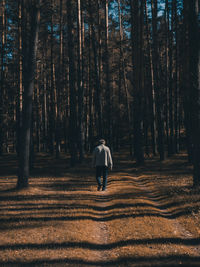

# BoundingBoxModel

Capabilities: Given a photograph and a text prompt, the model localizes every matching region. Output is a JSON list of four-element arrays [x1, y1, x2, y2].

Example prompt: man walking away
[[92, 139, 113, 191]]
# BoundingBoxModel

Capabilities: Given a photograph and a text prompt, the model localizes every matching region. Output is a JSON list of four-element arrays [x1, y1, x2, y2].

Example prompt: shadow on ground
[[0, 152, 199, 267]]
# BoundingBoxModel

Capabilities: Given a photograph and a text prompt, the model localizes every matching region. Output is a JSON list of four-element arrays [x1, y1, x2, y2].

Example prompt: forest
[[0, 0, 200, 266], [1, 0, 200, 189]]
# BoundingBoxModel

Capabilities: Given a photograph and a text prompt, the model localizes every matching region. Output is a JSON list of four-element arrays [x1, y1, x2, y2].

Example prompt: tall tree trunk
[[88, 25, 94, 152], [144, 0, 157, 156], [16, 0, 24, 156], [173, 0, 180, 153], [165, 0, 170, 155], [131, 0, 144, 164], [0, 0, 6, 155], [17, 0, 41, 188], [168, 0, 174, 156], [55, 0, 64, 158], [42, 61, 48, 152], [188, 0, 200, 186], [88, 0, 102, 138], [35, 62, 41, 152], [105, 0, 111, 144], [67, 0, 78, 166], [183, 0, 193, 162], [118, 0, 132, 152], [151, 0, 165, 161], [77, 0, 84, 162], [64, 40, 70, 153], [97, 0, 102, 111], [49, 0, 55, 155]]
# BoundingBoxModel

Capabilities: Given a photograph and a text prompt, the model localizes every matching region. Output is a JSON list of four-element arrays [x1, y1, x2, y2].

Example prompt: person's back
[[92, 139, 113, 191], [93, 144, 112, 168]]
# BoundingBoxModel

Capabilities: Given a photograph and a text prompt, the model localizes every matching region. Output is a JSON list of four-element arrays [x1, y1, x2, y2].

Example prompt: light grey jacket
[[92, 144, 113, 169]]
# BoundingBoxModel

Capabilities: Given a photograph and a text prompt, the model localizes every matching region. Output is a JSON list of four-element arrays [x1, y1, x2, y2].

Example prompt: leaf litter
[[0, 152, 200, 266]]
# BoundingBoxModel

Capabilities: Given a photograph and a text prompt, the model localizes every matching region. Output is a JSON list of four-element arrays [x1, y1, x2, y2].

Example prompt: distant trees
[[0, 0, 199, 187]]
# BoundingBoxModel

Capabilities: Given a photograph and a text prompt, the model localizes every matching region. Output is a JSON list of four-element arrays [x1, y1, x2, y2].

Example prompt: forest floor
[[0, 151, 200, 266]]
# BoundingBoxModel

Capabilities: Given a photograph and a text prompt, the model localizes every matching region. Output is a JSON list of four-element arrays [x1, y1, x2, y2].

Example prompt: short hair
[[99, 139, 106, 144]]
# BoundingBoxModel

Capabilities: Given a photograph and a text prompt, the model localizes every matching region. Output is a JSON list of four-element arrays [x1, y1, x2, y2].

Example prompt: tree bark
[[118, 0, 132, 152], [17, 0, 41, 188], [183, 0, 193, 162], [16, 0, 24, 156], [187, 0, 200, 186], [0, 0, 6, 155], [49, 0, 55, 155], [144, 0, 157, 156], [173, 0, 180, 153], [131, 0, 144, 165], [88, 0, 102, 138], [151, 0, 165, 161], [77, 0, 84, 162], [168, 0, 174, 156], [88, 24, 94, 152], [105, 0, 111, 144], [55, 0, 64, 158], [67, 0, 78, 166]]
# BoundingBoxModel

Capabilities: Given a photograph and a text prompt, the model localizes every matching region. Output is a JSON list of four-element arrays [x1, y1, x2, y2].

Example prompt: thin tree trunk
[[42, 61, 48, 152], [88, 0, 102, 138], [97, 0, 102, 108], [105, 0, 111, 144], [188, 0, 200, 186], [64, 58, 70, 153], [77, 0, 84, 162], [81, 9, 87, 152], [168, 0, 174, 156], [183, 0, 193, 162], [84, 62, 89, 152], [16, 0, 24, 156], [0, 0, 6, 155], [118, 0, 132, 152], [173, 0, 180, 153], [49, 0, 55, 154], [35, 62, 41, 152], [131, 0, 144, 164], [165, 0, 170, 155], [67, 0, 78, 166], [151, 0, 165, 161], [55, 0, 64, 158], [144, 0, 157, 156], [88, 25, 94, 152]]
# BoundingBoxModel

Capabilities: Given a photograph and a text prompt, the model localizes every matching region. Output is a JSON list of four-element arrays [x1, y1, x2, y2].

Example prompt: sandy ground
[[0, 152, 200, 266]]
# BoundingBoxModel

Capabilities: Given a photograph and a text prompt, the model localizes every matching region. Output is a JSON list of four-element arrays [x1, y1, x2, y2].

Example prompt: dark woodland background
[[0, 0, 200, 188]]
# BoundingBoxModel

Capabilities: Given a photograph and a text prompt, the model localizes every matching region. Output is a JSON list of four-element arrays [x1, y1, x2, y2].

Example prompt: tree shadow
[[0, 153, 199, 266], [0, 255, 199, 267]]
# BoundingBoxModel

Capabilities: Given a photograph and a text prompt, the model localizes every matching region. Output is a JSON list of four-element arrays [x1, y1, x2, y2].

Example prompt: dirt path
[[0, 153, 200, 266]]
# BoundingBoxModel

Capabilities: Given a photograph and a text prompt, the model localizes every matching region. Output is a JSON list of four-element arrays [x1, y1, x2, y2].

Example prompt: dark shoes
[[97, 185, 101, 191], [97, 185, 106, 191]]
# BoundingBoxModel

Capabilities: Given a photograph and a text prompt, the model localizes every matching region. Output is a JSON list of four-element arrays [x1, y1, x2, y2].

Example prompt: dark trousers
[[96, 166, 108, 189]]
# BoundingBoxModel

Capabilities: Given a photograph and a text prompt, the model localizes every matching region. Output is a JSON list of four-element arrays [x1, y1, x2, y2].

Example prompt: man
[[92, 139, 113, 191]]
